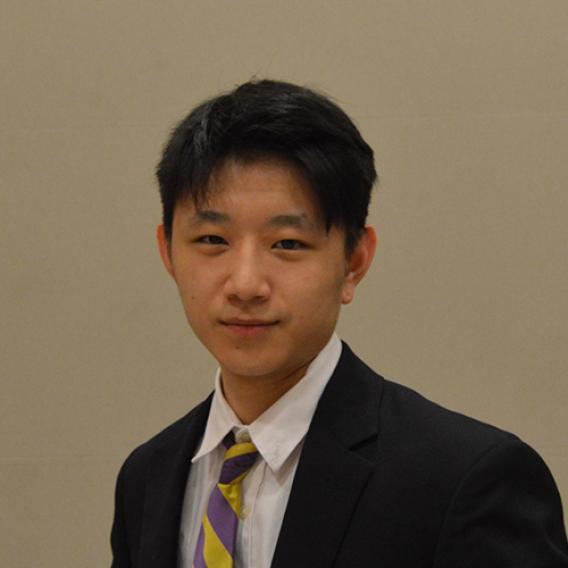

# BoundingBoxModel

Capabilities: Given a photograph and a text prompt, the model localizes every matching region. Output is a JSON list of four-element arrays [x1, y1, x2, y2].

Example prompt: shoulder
[[342, 350, 568, 560], [352, 351, 565, 523], [376, 377, 556, 487], [380, 376, 516, 452], [340, 344, 527, 481], [339, 342, 516, 454], [378, 374, 533, 487], [118, 394, 212, 483]]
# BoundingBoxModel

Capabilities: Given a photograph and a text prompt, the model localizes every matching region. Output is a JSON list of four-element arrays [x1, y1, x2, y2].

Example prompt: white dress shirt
[[178, 333, 342, 568]]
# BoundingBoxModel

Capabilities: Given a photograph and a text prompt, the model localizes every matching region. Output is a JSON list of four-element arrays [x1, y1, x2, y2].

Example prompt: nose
[[224, 246, 270, 304]]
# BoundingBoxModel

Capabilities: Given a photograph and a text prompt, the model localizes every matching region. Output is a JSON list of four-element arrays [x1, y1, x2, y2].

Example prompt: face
[[157, 158, 375, 389]]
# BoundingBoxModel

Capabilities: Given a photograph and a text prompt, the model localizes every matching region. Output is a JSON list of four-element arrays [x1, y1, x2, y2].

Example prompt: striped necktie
[[193, 432, 259, 568]]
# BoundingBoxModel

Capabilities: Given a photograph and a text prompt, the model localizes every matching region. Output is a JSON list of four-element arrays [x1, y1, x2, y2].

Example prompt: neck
[[220, 364, 311, 424]]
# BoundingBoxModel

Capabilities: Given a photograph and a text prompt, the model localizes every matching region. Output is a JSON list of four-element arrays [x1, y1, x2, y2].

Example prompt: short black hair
[[156, 79, 377, 254]]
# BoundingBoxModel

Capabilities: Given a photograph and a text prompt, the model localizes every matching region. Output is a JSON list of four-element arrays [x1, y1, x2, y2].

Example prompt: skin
[[157, 157, 377, 424]]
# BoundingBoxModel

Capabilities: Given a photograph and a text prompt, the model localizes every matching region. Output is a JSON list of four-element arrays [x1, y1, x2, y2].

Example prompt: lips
[[222, 319, 278, 326], [220, 318, 279, 337]]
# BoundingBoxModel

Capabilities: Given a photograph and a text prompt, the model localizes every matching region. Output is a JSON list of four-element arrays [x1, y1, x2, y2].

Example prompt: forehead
[[212, 158, 316, 205], [178, 158, 326, 224]]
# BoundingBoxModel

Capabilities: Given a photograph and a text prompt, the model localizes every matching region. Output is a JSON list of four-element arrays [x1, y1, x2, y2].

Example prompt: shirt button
[[240, 507, 250, 519], [236, 430, 251, 443]]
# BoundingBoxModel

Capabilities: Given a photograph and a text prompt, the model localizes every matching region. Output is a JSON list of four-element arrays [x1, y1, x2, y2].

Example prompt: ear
[[341, 226, 377, 305], [156, 224, 176, 278]]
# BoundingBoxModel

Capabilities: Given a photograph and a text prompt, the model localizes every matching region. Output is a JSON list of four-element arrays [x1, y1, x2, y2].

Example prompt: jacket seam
[[431, 434, 518, 567]]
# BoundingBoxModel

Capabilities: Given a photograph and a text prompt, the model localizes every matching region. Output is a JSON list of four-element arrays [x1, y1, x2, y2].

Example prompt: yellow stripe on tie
[[224, 442, 257, 460], [202, 514, 233, 568], [218, 482, 242, 516], [192, 434, 259, 567]]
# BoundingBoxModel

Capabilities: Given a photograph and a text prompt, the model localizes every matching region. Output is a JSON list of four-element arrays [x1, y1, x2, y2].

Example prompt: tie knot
[[219, 432, 259, 484]]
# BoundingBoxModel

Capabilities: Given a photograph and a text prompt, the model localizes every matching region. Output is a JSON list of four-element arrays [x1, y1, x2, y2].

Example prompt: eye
[[196, 235, 227, 245], [274, 239, 306, 251]]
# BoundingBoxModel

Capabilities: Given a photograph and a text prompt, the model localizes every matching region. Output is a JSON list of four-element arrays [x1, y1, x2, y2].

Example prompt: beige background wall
[[1, 1, 567, 565]]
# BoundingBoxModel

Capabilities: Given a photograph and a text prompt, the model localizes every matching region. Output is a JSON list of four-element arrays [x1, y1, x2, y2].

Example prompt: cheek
[[175, 278, 207, 322], [175, 267, 213, 300], [290, 270, 346, 314], [318, 265, 348, 296], [176, 281, 196, 304]]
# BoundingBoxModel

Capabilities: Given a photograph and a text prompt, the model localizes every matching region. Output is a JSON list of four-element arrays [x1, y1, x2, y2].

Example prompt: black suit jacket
[[111, 343, 568, 567]]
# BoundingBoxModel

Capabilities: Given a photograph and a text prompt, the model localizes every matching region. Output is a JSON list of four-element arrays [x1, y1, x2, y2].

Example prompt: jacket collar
[[138, 395, 212, 568], [136, 342, 383, 568], [271, 342, 384, 568]]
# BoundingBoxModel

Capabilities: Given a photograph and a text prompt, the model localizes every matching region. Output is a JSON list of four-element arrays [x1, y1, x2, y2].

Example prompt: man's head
[[156, 79, 377, 256], [155, 80, 378, 407]]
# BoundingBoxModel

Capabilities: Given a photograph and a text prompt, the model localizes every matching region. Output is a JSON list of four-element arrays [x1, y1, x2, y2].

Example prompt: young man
[[111, 80, 568, 567]]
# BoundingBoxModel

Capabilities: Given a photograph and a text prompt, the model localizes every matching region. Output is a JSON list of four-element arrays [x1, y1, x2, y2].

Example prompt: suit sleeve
[[433, 438, 568, 567], [110, 461, 131, 568]]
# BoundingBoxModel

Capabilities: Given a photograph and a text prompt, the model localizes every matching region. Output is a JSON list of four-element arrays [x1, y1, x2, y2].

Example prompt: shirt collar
[[192, 333, 342, 473]]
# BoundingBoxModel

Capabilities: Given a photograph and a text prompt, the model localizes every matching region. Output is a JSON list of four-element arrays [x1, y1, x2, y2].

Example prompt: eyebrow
[[266, 214, 316, 231], [189, 210, 230, 226], [189, 210, 316, 230]]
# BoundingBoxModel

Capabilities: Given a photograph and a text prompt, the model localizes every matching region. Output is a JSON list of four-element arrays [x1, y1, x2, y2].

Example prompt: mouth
[[220, 319, 279, 337]]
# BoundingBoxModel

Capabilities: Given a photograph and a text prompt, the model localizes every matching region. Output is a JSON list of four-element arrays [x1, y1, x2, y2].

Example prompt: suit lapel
[[139, 396, 212, 568], [271, 344, 383, 568]]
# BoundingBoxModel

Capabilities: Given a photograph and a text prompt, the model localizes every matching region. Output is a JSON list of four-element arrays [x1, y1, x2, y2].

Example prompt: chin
[[219, 359, 280, 380]]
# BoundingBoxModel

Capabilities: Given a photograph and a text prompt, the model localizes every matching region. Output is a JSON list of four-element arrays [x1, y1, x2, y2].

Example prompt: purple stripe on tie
[[223, 432, 236, 448], [193, 526, 206, 568], [219, 452, 258, 483], [206, 485, 238, 554]]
